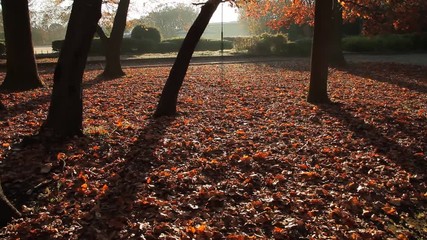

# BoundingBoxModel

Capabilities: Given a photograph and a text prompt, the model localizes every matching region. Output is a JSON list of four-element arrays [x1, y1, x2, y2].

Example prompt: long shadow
[[318, 102, 426, 176], [0, 73, 121, 121], [0, 135, 73, 226], [341, 63, 427, 94], [0, 93, 51, 121], [79, 116, 174, 239], [82, 73, 124, 88]]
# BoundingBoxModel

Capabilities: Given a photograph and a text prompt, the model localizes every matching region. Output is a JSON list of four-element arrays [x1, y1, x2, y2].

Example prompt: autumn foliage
[[1, 60, 426, 238], [241, 0, 427, 34]]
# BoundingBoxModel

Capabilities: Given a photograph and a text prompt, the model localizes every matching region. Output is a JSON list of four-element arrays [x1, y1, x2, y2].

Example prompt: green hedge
[[342, 33, 427, 53], [52, 37, 233, 55], [231, 34, 312, 57]]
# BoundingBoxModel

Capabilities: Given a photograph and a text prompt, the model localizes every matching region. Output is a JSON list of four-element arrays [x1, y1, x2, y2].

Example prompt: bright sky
[[210, 2, 240, 23], [132, 1, 240, 23]]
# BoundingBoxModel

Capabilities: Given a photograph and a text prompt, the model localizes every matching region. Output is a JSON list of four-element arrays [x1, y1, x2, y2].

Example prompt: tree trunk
[[0, 0, 43, 91], [154, 0, 221, 117], [0, 180, 21, 227], [42, 0, 102, 137], [307, 0, 332, 104], [328, 0, 346, 67], [0, 101, 5, 110], [101, 0, 130, 78]]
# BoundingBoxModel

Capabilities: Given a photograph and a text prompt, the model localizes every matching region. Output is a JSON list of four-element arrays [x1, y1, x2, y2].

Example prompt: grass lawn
[[0, 60, 426, 239]]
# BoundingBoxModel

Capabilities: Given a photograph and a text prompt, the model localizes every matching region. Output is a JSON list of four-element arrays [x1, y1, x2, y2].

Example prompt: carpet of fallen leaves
[[0, 60, 426, 239]]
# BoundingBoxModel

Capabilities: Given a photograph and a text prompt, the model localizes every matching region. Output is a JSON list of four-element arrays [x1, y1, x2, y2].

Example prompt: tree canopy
[[241, 0, 427, 34]]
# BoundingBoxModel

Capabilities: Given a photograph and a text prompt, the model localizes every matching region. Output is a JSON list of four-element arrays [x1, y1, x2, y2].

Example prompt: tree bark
[[0, 0, 43, 91], [0, 180, 21, 227], [42, 0, 102, 137], [102, 0, 130, 78], [307, 0, 332, 104], [154, 0, 221, 117], [328, 0, 347, 67]]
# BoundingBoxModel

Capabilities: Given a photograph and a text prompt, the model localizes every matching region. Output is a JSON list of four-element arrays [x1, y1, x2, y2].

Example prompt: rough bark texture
[[154, 0, 221, 117], [42, 0, 102, 137], [0, 180, 21, 227], [307, 0, 332, 104], [0, 0, 43, 91], [328, 0, 347, 67], [97, 0, 130, 78]]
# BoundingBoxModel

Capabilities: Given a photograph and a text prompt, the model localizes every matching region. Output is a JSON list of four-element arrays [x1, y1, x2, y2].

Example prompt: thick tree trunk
[[100, 0, 130, 78], [0, 180, 21, 227], [307, 0, 332, 104], [0, 0, 43, 91], [328, 0, 347, 67], [154, 0, 221, 117], [42, 0, 102, 137]]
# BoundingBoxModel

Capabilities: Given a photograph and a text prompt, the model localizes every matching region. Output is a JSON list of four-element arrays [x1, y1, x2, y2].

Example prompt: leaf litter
[[0, 60, 426, 239]]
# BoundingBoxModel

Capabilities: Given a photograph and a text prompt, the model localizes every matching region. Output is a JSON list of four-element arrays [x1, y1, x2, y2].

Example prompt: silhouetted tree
[[0, 0, 43, 91], [96, 0, 130, 78], [154, 0, 221, 117], [307, 0, 332, 104], [42, 0, 102, 137]]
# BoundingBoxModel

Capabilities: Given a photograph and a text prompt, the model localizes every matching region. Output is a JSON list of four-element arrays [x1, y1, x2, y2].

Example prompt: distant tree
[[96, 0, 130, 78], [42, 0, 102, 137], [142, 4, 198, 39], [307, 0, 332, 104], [0, 0, 43, 91], [154, 0, 222, 117]]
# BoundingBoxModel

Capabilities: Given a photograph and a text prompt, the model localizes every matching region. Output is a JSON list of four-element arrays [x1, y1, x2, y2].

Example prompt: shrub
[[52, 40, 63, 52], [229, 37, 258, 51], [284, 38, 312, 57], [248, 33, 288, 55], [131, 25, 161, 44]]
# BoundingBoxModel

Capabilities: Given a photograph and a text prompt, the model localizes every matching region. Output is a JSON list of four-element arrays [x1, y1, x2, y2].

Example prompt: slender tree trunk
[[99, 0, 130, 78], [328, 0, 346, 67], [0, 180, 21, 227], [0, 0, 43, 91], [42, 0, 102, 137], [154, 0, 221, 117], [307, 0, 332, 104], [0, 101, 5, 110]]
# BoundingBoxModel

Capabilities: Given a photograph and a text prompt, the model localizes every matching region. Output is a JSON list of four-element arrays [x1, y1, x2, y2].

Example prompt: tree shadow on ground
[[340, 63, 427, 94], [79, 116, 174, 239], [0, 135, 77, 227], [263, 59, 311, 72], [317, 102, 426, 176], [0, 93, 50, 121]]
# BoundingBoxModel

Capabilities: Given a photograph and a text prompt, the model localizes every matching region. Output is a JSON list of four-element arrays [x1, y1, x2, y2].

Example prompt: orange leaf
[[57, 152, 67, 160]]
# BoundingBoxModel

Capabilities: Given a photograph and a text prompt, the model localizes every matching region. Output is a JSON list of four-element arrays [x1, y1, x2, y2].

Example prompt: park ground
[[0, 58, 426, 239]]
